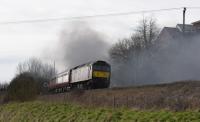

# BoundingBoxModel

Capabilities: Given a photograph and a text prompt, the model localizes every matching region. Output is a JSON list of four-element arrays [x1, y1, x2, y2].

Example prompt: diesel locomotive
[[48, 60, 111, 93]]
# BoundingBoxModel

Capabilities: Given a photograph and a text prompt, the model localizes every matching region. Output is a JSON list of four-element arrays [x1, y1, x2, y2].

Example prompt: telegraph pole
[[54, 61, 56, 75], [183, 7, 186, 33]]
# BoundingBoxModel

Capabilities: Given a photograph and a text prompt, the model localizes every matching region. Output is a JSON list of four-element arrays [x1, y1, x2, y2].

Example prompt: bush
[[6, 72, 38, 102]]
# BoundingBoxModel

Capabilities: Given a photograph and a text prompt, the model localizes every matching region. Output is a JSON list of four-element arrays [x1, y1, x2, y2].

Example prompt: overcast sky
[[0, 0, 200, 83]]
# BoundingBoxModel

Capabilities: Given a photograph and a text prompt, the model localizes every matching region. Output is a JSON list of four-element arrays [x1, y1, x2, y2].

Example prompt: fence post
[[113, 96, 116, 108], [132, 96, 134, 107], [90, 94, 93, 106], [126, 96, 129, 107], [64, 94, 67, 102]]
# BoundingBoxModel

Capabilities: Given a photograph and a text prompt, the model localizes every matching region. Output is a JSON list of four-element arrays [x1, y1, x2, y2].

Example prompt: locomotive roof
[[72, 60, 109, 69]]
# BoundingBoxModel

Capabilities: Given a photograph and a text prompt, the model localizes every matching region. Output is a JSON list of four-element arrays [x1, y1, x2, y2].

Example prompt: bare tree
[[135, 17, 159, 47], [109, 17, 160, 86], [17, 58, 55, 79], [16, 58, 56, 93], [0, 83, 9, 92], [110, 17, 159, 62], [109, 38, 133, 62]]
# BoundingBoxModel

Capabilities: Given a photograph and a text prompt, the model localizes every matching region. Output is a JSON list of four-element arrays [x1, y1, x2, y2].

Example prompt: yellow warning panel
[[93, 71, 110, 78]]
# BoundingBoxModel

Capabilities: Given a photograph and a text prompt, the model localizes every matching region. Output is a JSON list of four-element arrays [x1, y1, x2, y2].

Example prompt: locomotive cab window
[[93, 61, 111, 72], [93, 65, 110, 71]]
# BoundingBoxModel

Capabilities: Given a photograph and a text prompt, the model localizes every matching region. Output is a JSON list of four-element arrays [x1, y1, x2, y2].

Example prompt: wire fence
[[38, 89, 200, 111]]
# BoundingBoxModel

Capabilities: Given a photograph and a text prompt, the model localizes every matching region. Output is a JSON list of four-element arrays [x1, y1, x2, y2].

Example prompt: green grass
[[0, 101, 200, 122]]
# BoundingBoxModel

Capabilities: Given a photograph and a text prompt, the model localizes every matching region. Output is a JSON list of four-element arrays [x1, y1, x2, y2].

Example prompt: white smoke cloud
[[111, 33, 200, 86]]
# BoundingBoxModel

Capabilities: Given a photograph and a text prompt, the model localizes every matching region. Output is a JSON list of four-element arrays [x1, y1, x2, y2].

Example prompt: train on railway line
[[48, 60, 111, 93]]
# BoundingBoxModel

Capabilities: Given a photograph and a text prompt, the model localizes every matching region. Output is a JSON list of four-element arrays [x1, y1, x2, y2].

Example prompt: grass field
[[1, 101, 200, 122]]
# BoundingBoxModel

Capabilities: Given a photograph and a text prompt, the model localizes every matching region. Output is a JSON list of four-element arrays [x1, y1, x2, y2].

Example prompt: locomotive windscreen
[[93, 65, 110, 71], [93, 61, 110, 71]]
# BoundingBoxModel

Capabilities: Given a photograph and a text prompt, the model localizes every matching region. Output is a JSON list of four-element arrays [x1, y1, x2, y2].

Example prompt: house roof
[[157, 27, 183, 41], [192, 20, 200, 25], [159, 24, 200, 39], [176, 24, 196, 32], [163, 27, 182, 38], [156, 24, 200, 49]]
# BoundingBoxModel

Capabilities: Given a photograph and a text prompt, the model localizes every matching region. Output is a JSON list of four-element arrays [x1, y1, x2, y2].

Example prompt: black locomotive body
[[48, 60, 110, 93]]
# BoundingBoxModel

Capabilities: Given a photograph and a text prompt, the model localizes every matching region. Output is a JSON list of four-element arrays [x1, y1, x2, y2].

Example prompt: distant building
[[156, 20, 200, 49]]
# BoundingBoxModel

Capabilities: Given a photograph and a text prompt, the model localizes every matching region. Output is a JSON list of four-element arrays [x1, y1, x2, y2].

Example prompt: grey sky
[[0, 0, 200, 83]]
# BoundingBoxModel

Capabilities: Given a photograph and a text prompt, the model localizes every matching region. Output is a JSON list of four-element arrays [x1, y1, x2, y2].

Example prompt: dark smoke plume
[[56, 21, 110, 69]]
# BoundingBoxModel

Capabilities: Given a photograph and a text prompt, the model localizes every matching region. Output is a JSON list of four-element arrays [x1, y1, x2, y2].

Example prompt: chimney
[[183, 7, 186, 33]]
